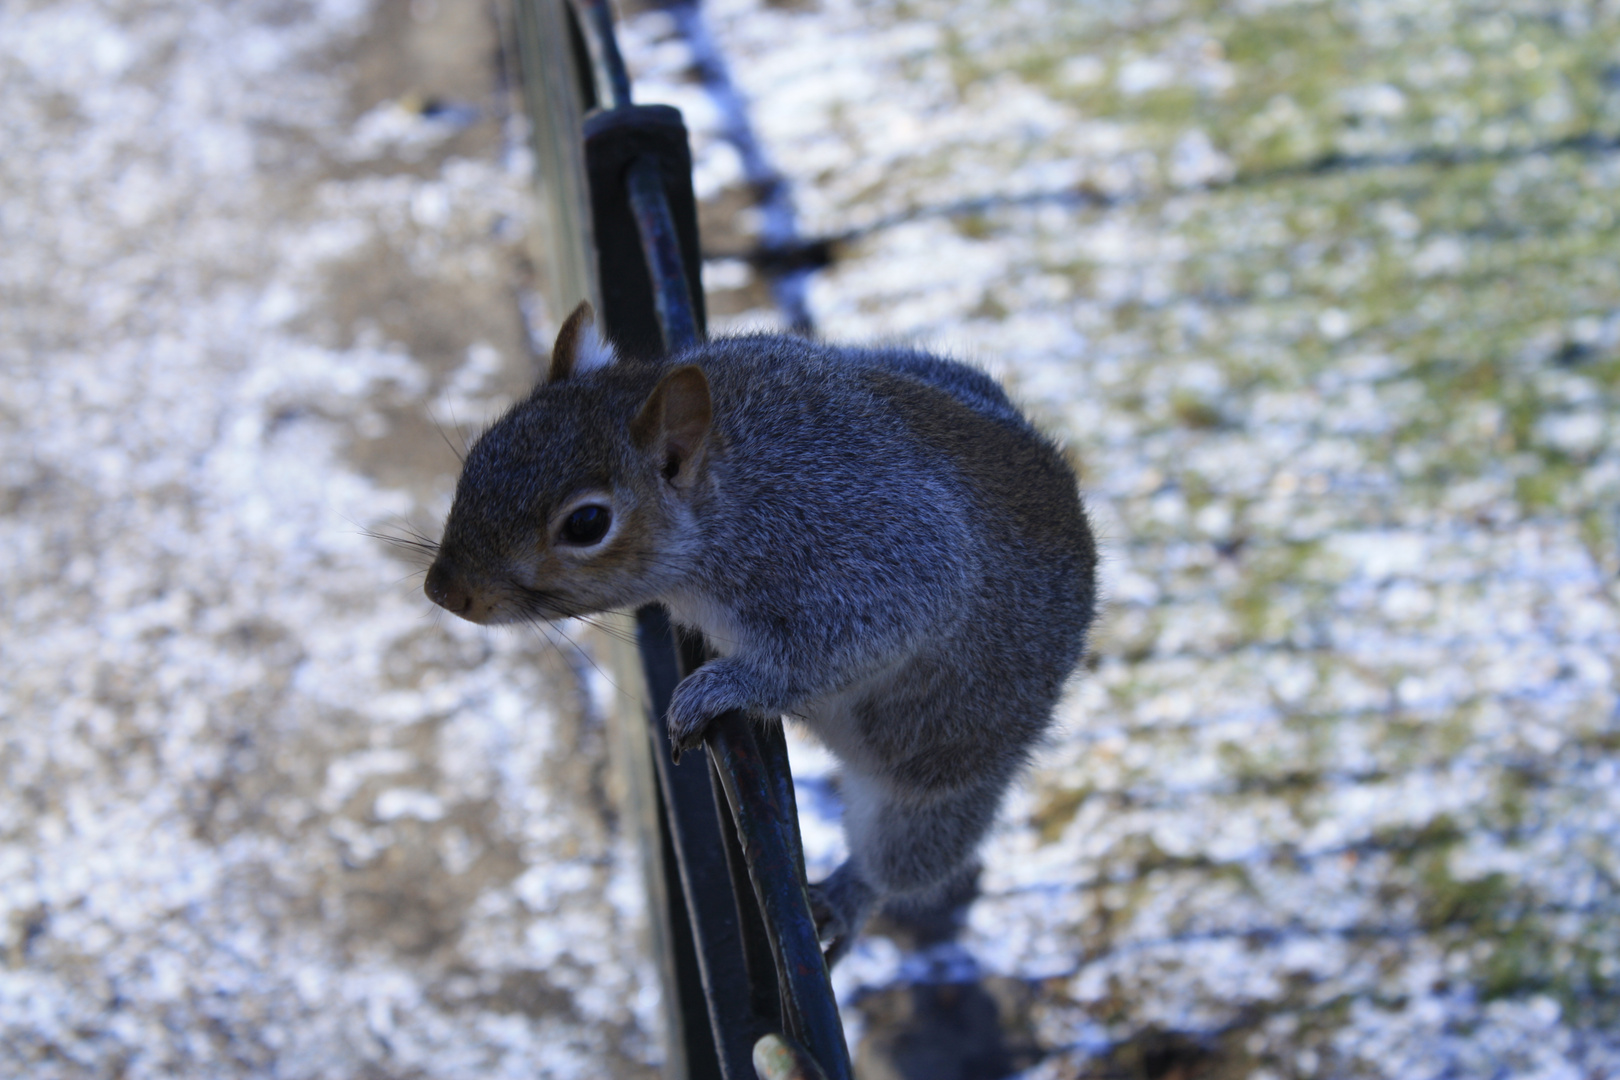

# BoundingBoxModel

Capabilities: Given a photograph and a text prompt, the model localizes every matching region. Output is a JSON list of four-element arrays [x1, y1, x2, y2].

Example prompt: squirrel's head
[[424, 302, 714, 625]]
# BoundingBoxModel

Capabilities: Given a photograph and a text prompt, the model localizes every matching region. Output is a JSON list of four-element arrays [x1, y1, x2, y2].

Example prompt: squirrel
[[425, 302, 1097, 959]]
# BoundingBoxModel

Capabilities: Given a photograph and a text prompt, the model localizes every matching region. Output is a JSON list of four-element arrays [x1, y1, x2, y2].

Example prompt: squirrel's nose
[[424, 560, 474, 617]]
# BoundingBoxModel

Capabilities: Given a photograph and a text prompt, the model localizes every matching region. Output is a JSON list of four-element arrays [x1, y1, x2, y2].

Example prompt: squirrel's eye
[[560, 504, 612, 546]]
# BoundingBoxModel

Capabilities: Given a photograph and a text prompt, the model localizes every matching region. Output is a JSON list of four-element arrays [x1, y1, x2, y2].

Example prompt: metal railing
[[506, 3, 852, 1078]]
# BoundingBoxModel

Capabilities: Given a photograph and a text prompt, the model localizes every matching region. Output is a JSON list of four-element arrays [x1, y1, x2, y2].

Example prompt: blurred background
[[2, 0, 1617, 1077]]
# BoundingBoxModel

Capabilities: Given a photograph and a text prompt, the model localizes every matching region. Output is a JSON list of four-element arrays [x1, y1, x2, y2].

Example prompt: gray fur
[[427, 316, 1097, 959]]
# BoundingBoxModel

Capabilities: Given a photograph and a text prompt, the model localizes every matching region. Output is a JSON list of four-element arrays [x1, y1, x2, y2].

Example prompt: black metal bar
[[627, 154, 702, 353], [563, 0, 599, 113], [756, 722, 809, 889], [710, 751, 787, 1035], [654, 752, 726, 1080], [615, 102, 852, 1080], [583, 105, 707, 361], [562, 6, 853, 1079], [636, 608, 760, 1080], [707, 718, 852, 1080]]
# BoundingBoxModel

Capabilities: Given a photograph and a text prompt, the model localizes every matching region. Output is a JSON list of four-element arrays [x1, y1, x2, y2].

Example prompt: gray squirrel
[[425, 303, 1096, 958]]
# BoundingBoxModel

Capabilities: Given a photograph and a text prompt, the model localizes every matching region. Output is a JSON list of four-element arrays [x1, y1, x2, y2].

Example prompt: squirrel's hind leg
[[810, 768, 1005, 964]]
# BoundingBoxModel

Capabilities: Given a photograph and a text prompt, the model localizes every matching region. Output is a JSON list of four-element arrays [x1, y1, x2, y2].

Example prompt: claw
[[807, 884, 841, 942], [806, 884, 850, 968], [822, 932, 852, 969], [668, 719, 710, 765]]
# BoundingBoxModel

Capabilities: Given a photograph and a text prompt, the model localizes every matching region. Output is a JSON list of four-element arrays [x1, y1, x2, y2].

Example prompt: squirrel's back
[[670, 335, 1095, 722]]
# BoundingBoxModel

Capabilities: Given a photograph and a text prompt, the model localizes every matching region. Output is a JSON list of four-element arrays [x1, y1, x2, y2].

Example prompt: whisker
[[367, 532, 439, 555], [532, 620, 633, 702], [355, 514, 444, 575], [401, 525, 442, 548], [571, 615, 641, 647], [434, 418, 466, 466], [391, 568, 430, 589], [443, 401, 484, 460]]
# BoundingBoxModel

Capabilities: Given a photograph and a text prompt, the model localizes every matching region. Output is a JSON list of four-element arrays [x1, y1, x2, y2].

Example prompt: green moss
[[967, 290, 1009, 321], [1170, 391, 1224, 430], [1421, 864, 1511, 928], [1226, 540, 1322, 644], [1214, 741, 1332, 820], [1586, 355, 1620, 390], [1032, 784, 1092, 845], [1492, 764, 1544, 833], [952, 212, 994, 241], [1576, 508, 1618, 575], [1179, 471, 1215, 510], [1514, 462, 1572, 512], [1474, 917, 1619, 1025], [1477, 923, 1554, 1001], [1379, 816, 1620, 1021], [1433, 711, 1480, 760], [1375, 815, 1466, 865]]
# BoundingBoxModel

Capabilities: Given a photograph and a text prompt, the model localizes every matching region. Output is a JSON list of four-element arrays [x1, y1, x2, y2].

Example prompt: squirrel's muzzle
[[424, 559, 489, 623]]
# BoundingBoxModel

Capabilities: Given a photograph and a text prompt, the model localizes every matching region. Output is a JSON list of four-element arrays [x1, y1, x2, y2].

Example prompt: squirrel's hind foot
[[808, 862, 876, 968]]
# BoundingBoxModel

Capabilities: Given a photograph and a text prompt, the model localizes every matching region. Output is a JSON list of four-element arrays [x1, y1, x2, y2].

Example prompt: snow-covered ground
[[2, 1, 658, 1076], [626, 0, 1620, 1075], [3, 0, 1617, 1076]]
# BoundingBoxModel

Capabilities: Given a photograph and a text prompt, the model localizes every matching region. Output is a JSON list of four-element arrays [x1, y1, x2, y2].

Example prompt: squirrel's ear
[[547, 301, 615, 383], [630, 365, 712, 489]]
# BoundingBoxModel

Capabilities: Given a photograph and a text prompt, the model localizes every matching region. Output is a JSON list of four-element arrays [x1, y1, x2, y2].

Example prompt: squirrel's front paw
[[665, 666, 737, 763]]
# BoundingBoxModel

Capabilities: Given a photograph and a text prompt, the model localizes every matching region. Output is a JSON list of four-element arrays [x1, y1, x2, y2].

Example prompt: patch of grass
[[1032, 784, 1092, 845], [1376, 814, 1620, 1022], [951, 211, 994, 240], [1225, 540, 1322, 644], [1420, 863, 1512, 929], [967, 290, 1009, 321], [1170, 391, 1224, 430], [1576, 508, 1619, 576], [1374, 814, 1466, 865], [1514, 458, 1580, 513]]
